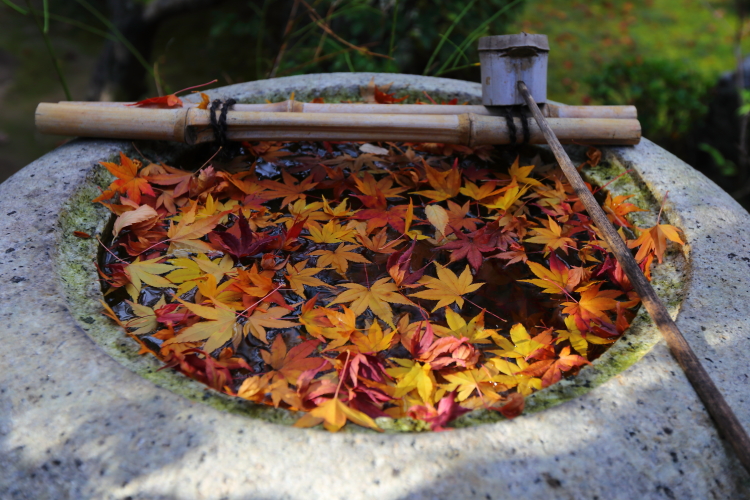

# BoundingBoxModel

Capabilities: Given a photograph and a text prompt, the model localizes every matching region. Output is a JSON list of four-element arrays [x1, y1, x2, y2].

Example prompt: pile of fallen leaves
[[95, 127, 684, 432]]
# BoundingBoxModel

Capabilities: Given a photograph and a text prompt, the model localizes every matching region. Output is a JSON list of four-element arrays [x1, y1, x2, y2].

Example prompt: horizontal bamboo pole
[[57, 100, 638, 119], [35, 102, 641, 146]]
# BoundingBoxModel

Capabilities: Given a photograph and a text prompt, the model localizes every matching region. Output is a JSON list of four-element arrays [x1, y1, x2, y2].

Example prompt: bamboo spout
[[35, 102, 641, 146]]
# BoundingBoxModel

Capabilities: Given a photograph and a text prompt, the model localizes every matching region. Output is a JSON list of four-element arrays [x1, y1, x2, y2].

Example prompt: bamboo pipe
[[53, 99, 637, 119], [35, 102, 641, 146], [517, 81, 750, 475]]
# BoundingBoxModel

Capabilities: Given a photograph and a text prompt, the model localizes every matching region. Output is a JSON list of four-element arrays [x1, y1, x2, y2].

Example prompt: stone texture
[[0, 73, 748, 499]]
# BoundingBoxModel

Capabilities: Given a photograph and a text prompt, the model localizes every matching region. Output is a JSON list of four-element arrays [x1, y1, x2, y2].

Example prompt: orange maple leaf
[[261, 170, 317, 208], [603, 193, 645, 228], [562, 284, 621, 323], [294, 396, 382, 432], [628, 223, 684, 264], [411, 160, 461, 201], [261, 335, 327, 385], [98, 152, 155, 204]]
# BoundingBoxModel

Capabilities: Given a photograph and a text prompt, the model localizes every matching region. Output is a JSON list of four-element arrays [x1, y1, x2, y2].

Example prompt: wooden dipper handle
[[517, 80, 750, 474]]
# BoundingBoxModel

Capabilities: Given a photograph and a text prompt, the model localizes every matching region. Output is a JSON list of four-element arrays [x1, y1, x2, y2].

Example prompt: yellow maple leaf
[[487, 357, 542, 396], [555, 315, 613, 357], [507, 156, 543, 186], [124, 256, 176, 300], [310, 243, 371, 275], [305, 220, 357, 244], [328, 277, 413, 327], [167, 300, 239, 353], [284, 259, 331, 298], [294, 397, 382, 432], [524, 217, 577, 255], [167, 201, 225, 253], [443, 308, 495, 343], [350, 320, 397, 354], [125, 296, 165, 335], [442, 367, 508, 402], [459, 179, 504, 201], [410, 264, 484, 312], [243, 304, 300, 343], [387, 359, 436, 404]]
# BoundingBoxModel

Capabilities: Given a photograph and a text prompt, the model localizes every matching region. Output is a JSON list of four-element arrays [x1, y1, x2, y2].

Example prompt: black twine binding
[[210, 98, 237, 146], [500, 105, 531, 145]]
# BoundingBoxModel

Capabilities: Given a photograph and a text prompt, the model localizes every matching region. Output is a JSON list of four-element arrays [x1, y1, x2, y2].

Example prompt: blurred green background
[[2, 0, 750, 205]]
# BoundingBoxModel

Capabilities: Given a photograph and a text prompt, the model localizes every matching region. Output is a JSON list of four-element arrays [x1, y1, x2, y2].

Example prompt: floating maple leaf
[[329, 277, 413, 327], [520, 253, 571, 294], [525, 217, 577, 255], [167, 201, 226, 254], [411, 159, 461, 201], [243, 304, 300, 343], [98, 152, 155, 204], [166, 301, 240, 353], [208, 213, 272, 260], [310, 243, 370, 276], [410, 264, 484, 312], [261, 170, 317, 208], [294, 396, 382, 432], [562, 284, 621, 323], [261, 335, 327, 385], [284, 259, 331, 298]]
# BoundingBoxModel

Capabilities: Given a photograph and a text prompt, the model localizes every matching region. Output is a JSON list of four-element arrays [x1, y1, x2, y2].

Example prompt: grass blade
[[25, 0, 71, 100], [2, 0, 27, 15], [74, 0, 156, 81], [422, 0, 478, 76]]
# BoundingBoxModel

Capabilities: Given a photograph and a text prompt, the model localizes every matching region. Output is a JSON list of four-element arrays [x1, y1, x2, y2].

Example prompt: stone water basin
[[0, 73, 748, 499]]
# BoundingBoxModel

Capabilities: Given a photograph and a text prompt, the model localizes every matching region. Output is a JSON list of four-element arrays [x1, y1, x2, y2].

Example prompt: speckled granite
[[0, 74, 748, 500]]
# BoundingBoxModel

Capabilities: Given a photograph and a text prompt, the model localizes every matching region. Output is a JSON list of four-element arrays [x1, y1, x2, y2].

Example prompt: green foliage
[[698, 143, 738, 176], [586, 57, 711, 145], [195, 0, 523, 81]]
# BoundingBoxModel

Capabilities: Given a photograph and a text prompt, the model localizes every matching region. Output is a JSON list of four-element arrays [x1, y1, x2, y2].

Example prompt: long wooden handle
[[53, 100, 638, 119], [35, 102, 641, 146], [517, 81, 750, 474]]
